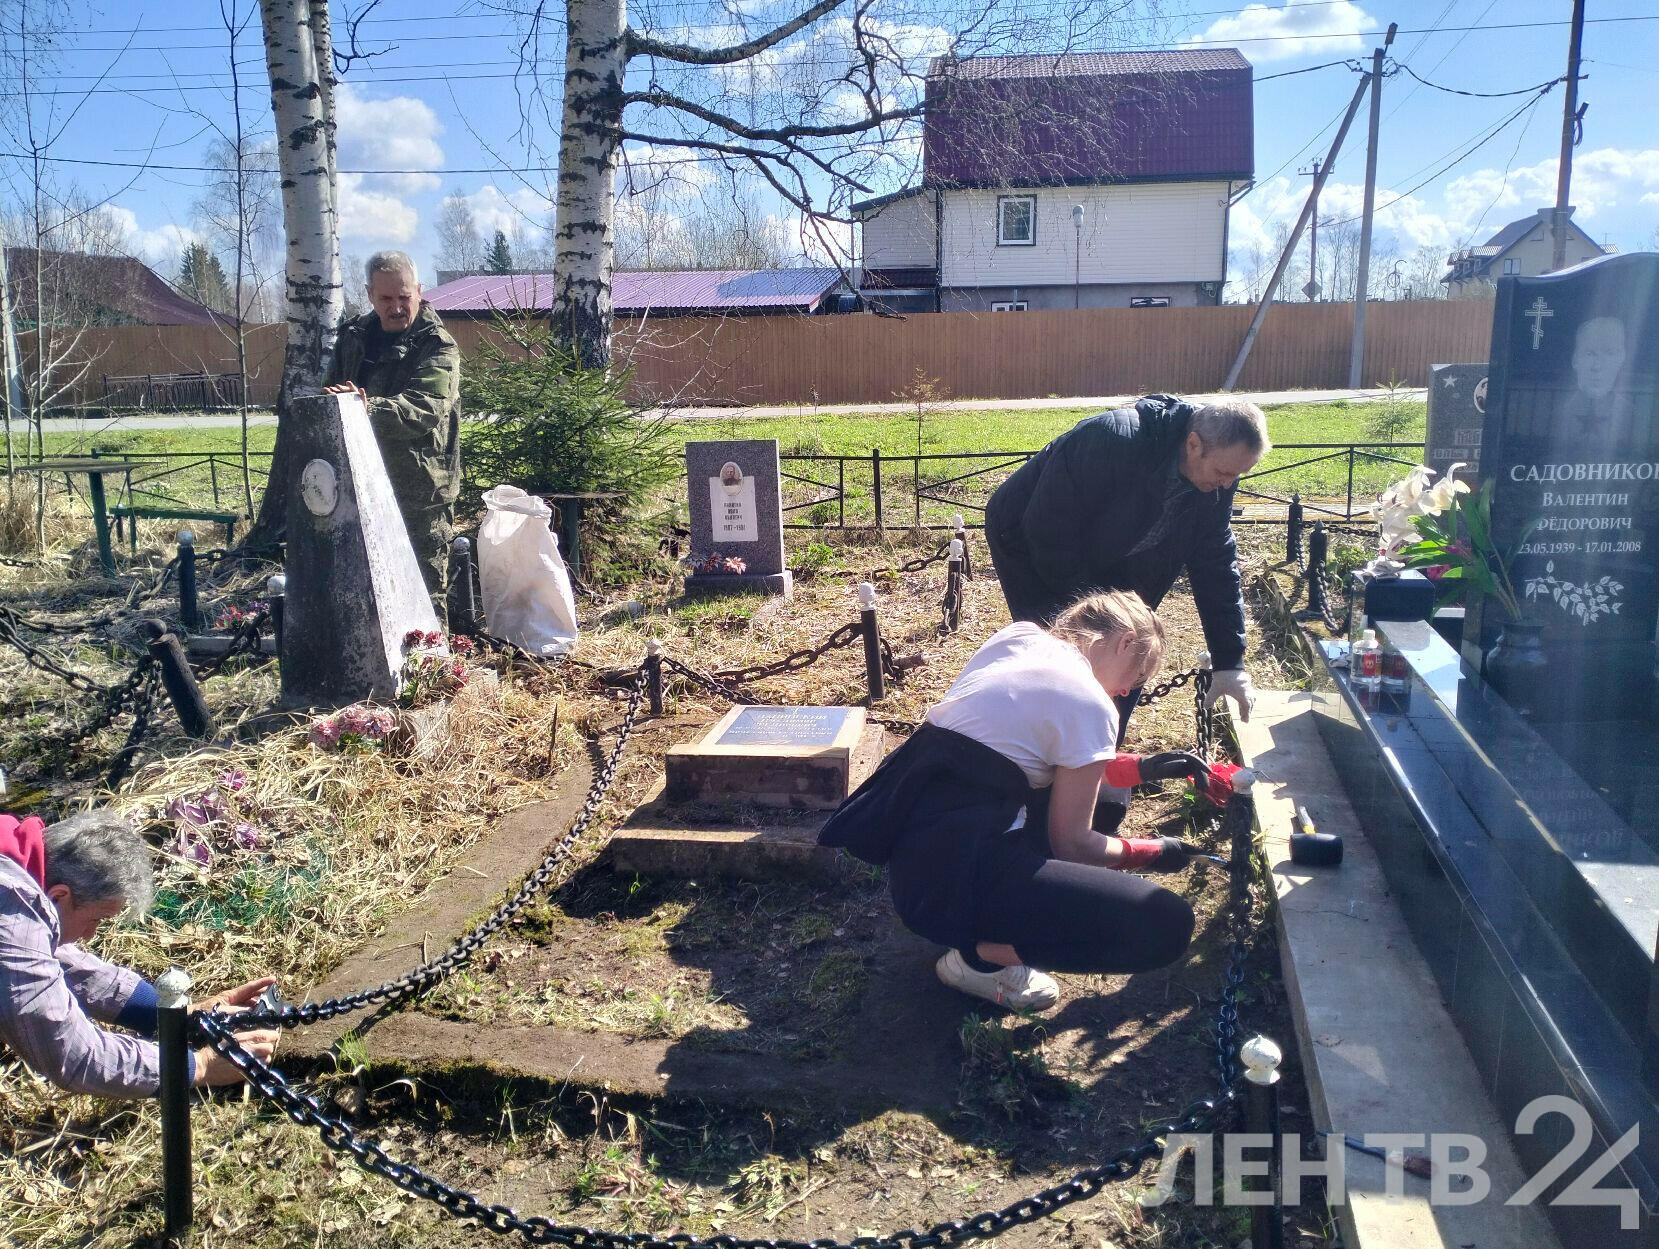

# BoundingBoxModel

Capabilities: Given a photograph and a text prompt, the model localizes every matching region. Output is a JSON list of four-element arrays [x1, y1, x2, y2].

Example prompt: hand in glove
[[1203, 668, 1255, 723], [1104, 751, 1212, 789], [1116, 836, 1207, 873]]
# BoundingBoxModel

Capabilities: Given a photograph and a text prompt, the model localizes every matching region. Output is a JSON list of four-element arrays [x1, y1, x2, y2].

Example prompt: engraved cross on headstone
[[1526, 296, 1554, 349]]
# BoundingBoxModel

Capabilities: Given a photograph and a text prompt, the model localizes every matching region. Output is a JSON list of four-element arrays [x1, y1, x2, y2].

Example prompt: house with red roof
[[854, 50, 1254, 313], [4, 248, 230, 328]]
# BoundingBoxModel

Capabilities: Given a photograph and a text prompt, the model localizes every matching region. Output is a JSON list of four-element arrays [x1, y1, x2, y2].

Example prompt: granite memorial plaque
[[665, 704, 865, 809], [1425, 362, 1488, 485], [282, 390, 444, 707], [684, 439, 793, 599], [1464, 252, 1659, 721]]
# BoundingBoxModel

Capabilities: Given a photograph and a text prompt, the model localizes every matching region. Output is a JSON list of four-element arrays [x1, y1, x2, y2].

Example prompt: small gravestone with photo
[[1425, 363, 1487, 486], [683, 439, 793, 599], [1464, 251, 1659, 724]]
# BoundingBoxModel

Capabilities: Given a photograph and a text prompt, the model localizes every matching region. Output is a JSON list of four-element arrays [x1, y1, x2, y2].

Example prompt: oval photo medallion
[[300, 459, 339, 517]]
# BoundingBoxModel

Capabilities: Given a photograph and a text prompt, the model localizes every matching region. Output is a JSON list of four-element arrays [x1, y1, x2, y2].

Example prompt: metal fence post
[[953, 513, 973, 578], [448, 536, 477, 634], [157, 966, 194, 1243], [145, 626, 215, 739], [858, 581, 885, 702], [1306, 522, 1329, 619], [944, 538, 964, 633], [871, 449, 883, 531], [1345, 449, 1357, 521], [1242, 1035, 1286, 1249], [645, 639, 665, 717], [266, 574, 286, 651], [1287, 493, 1303, 563], [176, 531, 198, 634]]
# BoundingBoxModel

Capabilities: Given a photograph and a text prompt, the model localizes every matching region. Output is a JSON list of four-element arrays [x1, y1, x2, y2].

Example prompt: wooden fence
[[28, 299, 1493, 409]]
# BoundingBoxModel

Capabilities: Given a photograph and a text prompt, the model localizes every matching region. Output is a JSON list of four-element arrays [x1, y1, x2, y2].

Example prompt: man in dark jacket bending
[[984, 395, 1268, 726], [324, 250, 462, 619]]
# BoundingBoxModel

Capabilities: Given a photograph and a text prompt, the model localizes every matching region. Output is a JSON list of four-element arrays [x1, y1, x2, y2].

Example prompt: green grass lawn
[[33, 397, 1424, 527]]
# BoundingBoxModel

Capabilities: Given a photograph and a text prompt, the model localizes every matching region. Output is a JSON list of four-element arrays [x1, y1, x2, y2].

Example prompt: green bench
[[110, 504, 240, 554]]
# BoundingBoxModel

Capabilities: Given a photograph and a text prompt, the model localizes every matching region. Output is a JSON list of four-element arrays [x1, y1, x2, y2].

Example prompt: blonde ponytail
[[1048, 590, 1165, 685]]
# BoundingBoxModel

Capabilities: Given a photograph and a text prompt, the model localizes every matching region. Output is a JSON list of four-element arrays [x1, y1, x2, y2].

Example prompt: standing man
[[325, 251, 462, 620], [984, 395, 1268, 730]]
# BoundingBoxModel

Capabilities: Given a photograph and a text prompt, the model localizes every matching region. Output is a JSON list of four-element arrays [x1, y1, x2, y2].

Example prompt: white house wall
[[940, 182, 1228, 288], [860, 193, 937, 269]]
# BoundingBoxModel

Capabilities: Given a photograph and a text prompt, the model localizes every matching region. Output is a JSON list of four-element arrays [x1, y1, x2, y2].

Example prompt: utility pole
[[1223, 68, 1373, 391], [1348, 23, 1398, 389], [1299, 160, 1323, 300], [1551, 0, 1587, 271]]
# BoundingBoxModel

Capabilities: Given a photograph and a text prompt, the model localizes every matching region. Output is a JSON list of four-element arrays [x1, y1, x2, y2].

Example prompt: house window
[[996, 196, 1036, 246], [1130, 296, 1171, 309], [1502, 258, 1520, 275], [991, 301, 1028, 312]]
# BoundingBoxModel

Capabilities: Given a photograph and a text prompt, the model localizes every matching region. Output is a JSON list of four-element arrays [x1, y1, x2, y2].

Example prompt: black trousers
[[888, 820, 1194, 976]]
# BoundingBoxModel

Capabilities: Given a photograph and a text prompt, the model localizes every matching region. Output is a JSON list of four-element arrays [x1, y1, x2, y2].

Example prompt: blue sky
[[2, 0, 1655, 296]]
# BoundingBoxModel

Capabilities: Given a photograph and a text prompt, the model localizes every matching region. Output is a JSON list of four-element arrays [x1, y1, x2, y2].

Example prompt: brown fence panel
[[20, 323, 287, 408], [40, 300, 1494, 411]]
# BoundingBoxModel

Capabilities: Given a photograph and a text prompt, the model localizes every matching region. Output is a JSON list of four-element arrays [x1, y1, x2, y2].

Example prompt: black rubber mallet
[[1290, 803, 1344, 866]]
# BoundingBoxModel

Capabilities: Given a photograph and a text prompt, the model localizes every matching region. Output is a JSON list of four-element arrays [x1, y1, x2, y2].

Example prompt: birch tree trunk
[[245, 0, 341, 550], [551, 0, 627, 369]]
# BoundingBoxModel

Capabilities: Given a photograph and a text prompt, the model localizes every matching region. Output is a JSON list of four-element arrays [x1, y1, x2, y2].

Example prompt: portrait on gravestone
[[712, 460, 758, 543], [1470, 252, 1659, 722]]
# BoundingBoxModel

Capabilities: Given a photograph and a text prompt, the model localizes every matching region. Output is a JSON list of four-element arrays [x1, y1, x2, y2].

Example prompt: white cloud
[[619, 143, 716, 193], [335, 82, 444, 185], [338, 173, 418, 243], [1186, 1, 1375, 65], [1444, 147, 1659, 227], [105, 206, 202, 268], [460, 184, 554, 240]]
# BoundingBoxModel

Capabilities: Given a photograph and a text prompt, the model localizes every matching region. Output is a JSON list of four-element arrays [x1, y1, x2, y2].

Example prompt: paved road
[[41, 386, 1425, 433]]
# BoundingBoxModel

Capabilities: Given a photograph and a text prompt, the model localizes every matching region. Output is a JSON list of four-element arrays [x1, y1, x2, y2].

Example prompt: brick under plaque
[[665, 705, 868, 809]]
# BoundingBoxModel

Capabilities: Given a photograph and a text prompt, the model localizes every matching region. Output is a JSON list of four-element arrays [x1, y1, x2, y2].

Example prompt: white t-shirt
[[924, 622, 1119, 790]]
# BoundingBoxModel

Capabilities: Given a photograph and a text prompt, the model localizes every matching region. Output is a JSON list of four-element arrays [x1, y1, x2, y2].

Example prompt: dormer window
[[997, 196, 1036, 246]]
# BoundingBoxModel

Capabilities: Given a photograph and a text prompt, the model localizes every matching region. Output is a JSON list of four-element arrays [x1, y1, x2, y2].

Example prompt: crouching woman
[[819, 590, 1199, 1012]]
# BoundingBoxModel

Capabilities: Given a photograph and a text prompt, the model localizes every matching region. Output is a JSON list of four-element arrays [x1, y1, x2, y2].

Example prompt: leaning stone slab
[[280, 390, 443, 708]]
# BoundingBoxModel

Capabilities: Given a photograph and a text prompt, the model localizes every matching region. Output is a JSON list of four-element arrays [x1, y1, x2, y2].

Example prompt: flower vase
[[1484, 618, 1548, 718]]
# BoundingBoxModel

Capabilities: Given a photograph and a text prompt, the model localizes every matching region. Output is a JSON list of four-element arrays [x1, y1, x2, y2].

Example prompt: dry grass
[[0, 526, 1309, 1249]]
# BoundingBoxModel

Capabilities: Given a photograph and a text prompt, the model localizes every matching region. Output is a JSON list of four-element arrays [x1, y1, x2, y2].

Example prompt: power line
[[1384, 0, 1500, 120], [1397, 65, 1570, 98]]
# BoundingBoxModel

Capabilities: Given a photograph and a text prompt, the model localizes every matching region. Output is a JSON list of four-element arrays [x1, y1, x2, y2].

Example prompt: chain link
[[0, 605, 125, 694], [869, 539, 952, 581], [226, 664, 650, 1031], [710, 620, 866, 686], [32, 655, 158, 760], [1135, 666, 1199, 709], [192, 611, 270, 681], [193, 790, 1259, 1248], [105, 666, 163, 786]]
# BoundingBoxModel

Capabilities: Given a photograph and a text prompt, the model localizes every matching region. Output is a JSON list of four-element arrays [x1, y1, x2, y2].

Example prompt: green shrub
[[459, 318, 681, 574], [792, 540, 835, 578]]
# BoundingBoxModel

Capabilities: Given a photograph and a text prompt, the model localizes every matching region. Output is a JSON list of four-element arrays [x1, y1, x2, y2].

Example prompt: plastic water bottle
[[1354, 628, 1382, 691]]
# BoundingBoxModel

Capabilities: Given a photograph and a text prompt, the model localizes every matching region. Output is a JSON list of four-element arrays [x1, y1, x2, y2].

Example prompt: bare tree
[[615, 173, 796, 271], [496, 0, 1130, 367], [435, 191, 485, 275], [194, 135, 283, 324], [244, 0, 341, 550]]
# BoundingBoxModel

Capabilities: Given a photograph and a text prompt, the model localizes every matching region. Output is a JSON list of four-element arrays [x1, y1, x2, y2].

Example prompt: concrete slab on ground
[[1237, 690, 1562, 1249]]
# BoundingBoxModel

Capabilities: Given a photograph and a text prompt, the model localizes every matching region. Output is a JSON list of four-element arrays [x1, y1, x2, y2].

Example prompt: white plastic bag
[[477, 485, 579, 656]]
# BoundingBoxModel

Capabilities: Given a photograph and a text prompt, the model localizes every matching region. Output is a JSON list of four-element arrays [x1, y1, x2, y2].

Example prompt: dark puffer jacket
[[983, 395, 1247, 670]]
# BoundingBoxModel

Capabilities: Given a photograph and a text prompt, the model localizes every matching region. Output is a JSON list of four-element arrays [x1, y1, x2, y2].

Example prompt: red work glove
[[1199, 761, 1246, 808], [1104, 751, 1211, 790], [1116, 836, 1206, 872]]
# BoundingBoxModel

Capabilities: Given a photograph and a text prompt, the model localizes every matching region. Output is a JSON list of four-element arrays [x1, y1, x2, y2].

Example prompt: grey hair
[[43, 811, 155, 915], [1189, 400, 1271, 456], [365, 250, 419, 287]]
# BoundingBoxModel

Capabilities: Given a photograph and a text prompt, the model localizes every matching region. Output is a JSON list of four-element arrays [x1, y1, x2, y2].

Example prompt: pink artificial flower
[[215, 768, 248, 793], [171, 830, 213, 866], [308, 717, 342, 749], [165, 795, 212, 829], [450, 634, 475, 655], [368, 708, 398, 736], [231, 821, 265, 850], [403, 629, 426, 648], [1423, 564, 1451, 582]]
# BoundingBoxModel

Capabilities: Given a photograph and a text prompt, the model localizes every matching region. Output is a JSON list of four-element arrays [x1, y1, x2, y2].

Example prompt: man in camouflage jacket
[[325, 250, 461, 618]]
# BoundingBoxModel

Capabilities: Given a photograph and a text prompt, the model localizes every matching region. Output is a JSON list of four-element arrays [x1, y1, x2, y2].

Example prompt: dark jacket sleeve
[[1185, 489, 1248, 670], [1018, 411, 1141, 595]]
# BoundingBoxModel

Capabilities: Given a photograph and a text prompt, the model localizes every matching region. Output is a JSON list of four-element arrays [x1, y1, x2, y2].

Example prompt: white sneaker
[[935, 950, 1060, 1012]]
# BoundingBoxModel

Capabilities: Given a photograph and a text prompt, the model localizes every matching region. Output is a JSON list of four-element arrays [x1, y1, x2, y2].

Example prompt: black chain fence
[[192, 773, 1262, 1249]]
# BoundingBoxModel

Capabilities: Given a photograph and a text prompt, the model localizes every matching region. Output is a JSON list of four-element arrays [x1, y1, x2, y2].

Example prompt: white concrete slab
[[1237, 689, 1562, 1249]]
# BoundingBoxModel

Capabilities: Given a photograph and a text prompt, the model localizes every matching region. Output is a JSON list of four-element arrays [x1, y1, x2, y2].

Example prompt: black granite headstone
[[1425, 362, 1487, 485], [1465, 253, 1659, 721]]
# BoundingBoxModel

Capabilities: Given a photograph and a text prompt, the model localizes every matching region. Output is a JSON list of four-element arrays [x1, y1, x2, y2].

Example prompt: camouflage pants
[[406, 503, 454, 626]]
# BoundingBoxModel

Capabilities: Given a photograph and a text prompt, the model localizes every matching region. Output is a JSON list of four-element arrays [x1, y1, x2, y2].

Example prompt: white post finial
[[156, 966, 194, 1010], [857, 582, 877, 610], [949, 538, 964, 560], [177, 529, 195, 547], [953, 513, 965, 531], [1230, 767, 1256, 794], [266, 573, 287, 597], [1198, 650, 1212, 671], [1241, 1035, 1282, 1085], [646, 638, 664, 658]]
